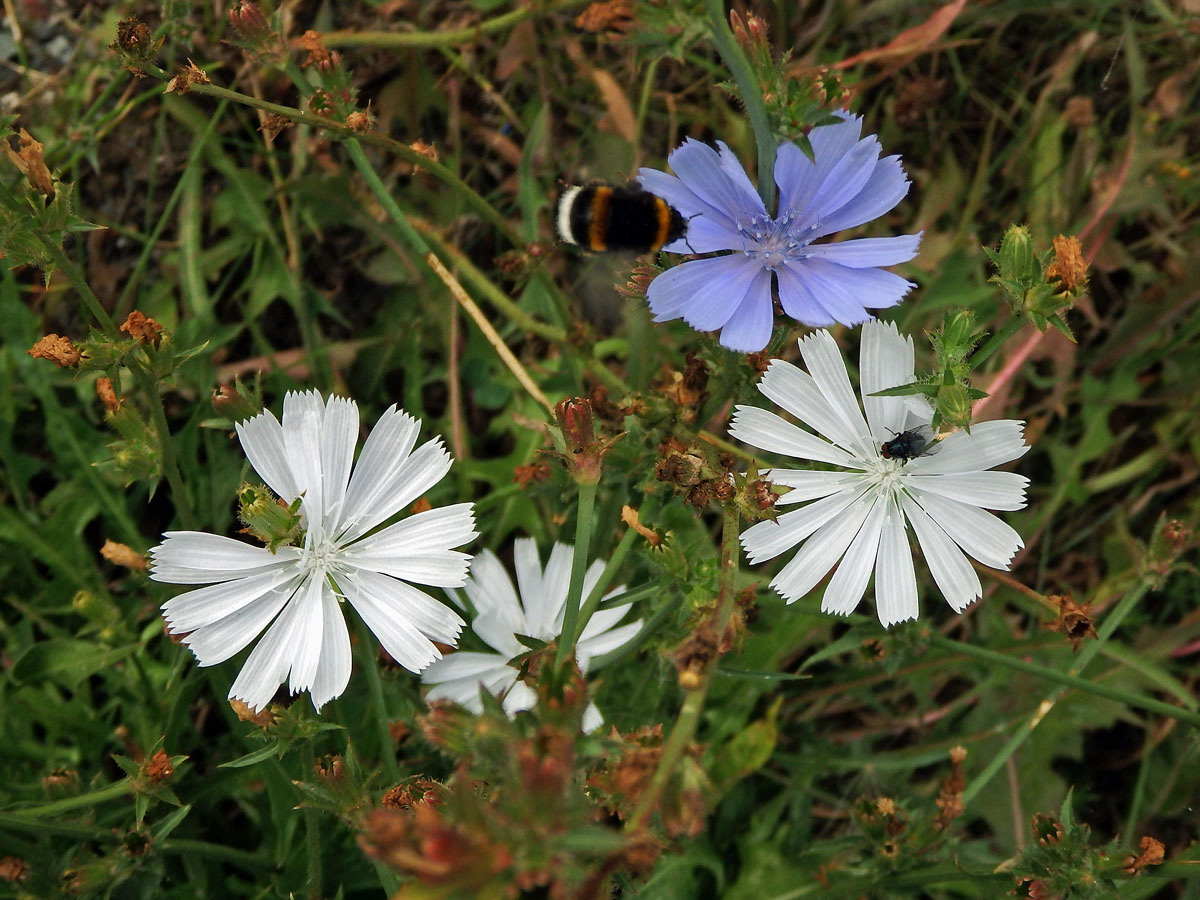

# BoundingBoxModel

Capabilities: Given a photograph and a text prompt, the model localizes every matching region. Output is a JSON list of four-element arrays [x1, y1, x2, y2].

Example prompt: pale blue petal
[[803, 135, 882, 225], [804, 234, 922, 268], [789, 258, 914, 318], [639, 168, 744, 252], [666, 138, 766, 220], [774, 115, 863, 216], [775, 263, 837, 327], [716, 268, 775, 352], [778, 261, 870, 326], [647, 254, 763, 331], [811, 154, 911, 238]]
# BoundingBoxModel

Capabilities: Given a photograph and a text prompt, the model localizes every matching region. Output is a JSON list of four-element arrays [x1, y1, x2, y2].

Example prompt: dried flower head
[[120, 310, 164, 347], [1045, 234, 1088, 292], [28, 334, 81, 367], [100, 539, 148, 571]]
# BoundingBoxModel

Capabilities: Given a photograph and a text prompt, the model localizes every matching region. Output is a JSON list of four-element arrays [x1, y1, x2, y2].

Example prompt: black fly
[[880, 426, 937, 463]]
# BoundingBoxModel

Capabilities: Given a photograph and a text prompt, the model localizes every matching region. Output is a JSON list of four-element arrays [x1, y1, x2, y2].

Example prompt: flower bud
[[237, 483, 303, 551], [551, 398, 604, 484], [936, 383, 972, 429]]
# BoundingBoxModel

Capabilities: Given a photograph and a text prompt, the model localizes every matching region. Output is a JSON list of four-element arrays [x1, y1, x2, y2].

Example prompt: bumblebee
[[880, 426, 939, 463], [555, 182, 687, 254]]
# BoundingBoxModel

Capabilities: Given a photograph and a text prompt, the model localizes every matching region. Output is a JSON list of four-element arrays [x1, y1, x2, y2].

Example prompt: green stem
[[322, 0, 586, 48], [556, 479, 599, 668], [38, 240, 118, 338], [572, 493, 661, 641], [968, 316, 1025, 371], [141, 64, 521, 246], [627, 502, 740, 831], [299, 741, 322, 900], [926, 633, 1200, 726], [354, 616, 401, 779], [960, 578, 1154, 804], [416, 223, 567, 342], [0, 811, 123, 840], [4, 778, 133, 818], [705, 0, 776, 209], [344, 138, 432, 257], [157, 839, 275, 870]]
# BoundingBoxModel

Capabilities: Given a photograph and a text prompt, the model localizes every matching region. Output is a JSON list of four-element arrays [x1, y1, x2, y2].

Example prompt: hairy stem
[[556, 479, 599, 668], [627, 501, 740, 832]]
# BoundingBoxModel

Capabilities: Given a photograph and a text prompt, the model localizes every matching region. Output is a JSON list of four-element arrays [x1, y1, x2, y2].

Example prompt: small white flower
[[421, 539, 642, 731], [731, 321, 1030, 626], [150, 391, 477, 712]]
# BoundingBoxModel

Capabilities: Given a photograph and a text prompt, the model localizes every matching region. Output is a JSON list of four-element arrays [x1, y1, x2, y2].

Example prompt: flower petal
[[899, 493, 981, 612], [741, 483, 870, 564], [340, 567, 465, 645], [577, 619, 642, 668], [181, 575, 304, 666], [859, 319, 918, 443], [310, 589, 352, 710], [873, 499, 919, 627], [512, 538, 544, 617], [235, 409, 298, 502], [338, 406, 419, 530], [798, 329, 875, 455], [462, 549, 521, 617], [227, 572, 320, 711], [821, 493, 886, 616], [804, 234, 922, 269], [162, 568, 301, 632], [730, 405, 858, 467], [341, 570, 442, 673], [285, 573, 328, 696], [756, 357, 868, 457], [581, 703, 604, 733], [667, 137, 766, 220], [768, 469, 864, 505], [537, 542, 574, 634], [804, 134, 882, 223], [908, 490, 1023, 569], [637, 169, 744, 253], [904, 420, 1030, 475], [281, 396, 326, 526], [647, 254, 763, 332], [777, 259, 864, 326], [715, 267, 775, 352], [795, 258, 914, 317], [811, 154, 911, 238], [150, 532, 300, 584], [774, 116, 863, 216], [906, 470, 1030, 511], [770, 490, 875, 602], [319, 395, 359, 538], [343, 503, 476, 587]]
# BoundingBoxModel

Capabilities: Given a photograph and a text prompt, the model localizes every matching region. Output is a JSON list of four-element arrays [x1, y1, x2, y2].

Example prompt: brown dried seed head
[[28, 334, 81, 367], [0, 857, 29, 883], [164, 60, 211, 95], [1045, 234, 1088, 292], [346, 111, 372, 133], [120, 310, 164, 346], [575, 0, 635, 35], [2, 128, 54, 196], [230, 698, 276, 726], [145, 749, 174, 785], [95, 377, 121, 412], [1125, 836, 1166, 876], [100, 539, 147, 571]]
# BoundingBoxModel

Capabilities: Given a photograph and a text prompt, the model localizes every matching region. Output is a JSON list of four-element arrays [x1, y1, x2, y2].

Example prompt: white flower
[[731, 321, 1030, 626], [421, 539, 643, 731], [150, 391, 477, 712]]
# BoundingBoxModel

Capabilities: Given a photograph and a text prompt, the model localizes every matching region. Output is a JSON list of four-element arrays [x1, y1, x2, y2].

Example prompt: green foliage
[[1, 1, 1199, 899]]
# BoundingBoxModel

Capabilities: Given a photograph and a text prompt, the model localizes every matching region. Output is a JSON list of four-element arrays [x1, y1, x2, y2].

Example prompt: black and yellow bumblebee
[[555, 182, 687, 254]]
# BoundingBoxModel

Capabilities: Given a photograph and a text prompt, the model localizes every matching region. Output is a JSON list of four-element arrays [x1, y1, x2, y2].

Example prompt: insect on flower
[[880, 425, 940, 463], [556, 181, 688, 254]]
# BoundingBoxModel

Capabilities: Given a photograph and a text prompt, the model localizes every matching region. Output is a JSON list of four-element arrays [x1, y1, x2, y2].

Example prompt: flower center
[[863, 457, 908, 498], [300, 536, 341, 576], [736, 211, 820, 270]]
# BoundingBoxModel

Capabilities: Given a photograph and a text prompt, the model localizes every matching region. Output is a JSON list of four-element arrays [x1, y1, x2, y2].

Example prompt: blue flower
[[637, 113, 921, 353]]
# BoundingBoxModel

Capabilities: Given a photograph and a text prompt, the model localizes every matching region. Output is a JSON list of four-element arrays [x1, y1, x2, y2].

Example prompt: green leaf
[[219, 742, 288, 769], [10, 639, 137, 688]]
